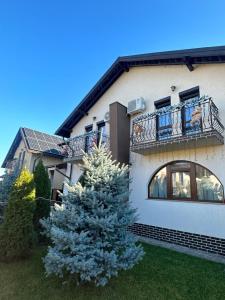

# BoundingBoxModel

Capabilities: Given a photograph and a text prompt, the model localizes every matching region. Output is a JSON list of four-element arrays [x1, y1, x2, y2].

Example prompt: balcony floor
[[63, 155, 83, 163], [130, 130, 224, 155]]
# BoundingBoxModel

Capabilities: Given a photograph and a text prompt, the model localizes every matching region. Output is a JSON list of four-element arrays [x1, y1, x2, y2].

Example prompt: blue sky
[[1, 0, 225, 174]]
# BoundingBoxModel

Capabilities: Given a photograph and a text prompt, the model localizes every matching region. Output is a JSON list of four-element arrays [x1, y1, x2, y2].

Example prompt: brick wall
[[130, 223, 225, 256]]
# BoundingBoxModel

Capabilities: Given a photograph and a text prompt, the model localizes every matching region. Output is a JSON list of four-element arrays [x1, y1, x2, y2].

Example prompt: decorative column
[[109, 102, 130, 165]]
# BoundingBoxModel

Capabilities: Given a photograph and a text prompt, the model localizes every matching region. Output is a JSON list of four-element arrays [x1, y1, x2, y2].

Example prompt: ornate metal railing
[[61, 131, 110, 161], [131, 96, 224, 151]]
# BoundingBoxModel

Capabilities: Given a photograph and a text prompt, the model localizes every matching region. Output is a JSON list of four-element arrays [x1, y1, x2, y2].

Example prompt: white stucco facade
[[68, 63, 225, 239]]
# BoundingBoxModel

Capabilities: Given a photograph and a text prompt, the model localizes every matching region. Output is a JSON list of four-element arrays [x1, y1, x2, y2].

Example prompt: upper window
[[149, 161, 224, 203]]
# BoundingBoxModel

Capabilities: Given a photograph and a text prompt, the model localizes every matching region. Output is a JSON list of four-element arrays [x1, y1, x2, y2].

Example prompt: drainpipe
[[32, 154, 42, 172]]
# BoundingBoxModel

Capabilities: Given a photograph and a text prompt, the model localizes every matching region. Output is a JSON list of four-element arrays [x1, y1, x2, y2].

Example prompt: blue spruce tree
[[41, 144, 144, 286]]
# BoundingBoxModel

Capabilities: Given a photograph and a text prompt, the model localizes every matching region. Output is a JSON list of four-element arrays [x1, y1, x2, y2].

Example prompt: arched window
[[149, 161, 224, 203]]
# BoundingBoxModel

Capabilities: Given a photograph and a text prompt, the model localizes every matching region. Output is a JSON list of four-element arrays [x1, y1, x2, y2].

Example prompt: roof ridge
[[118, 45, 225, 60]]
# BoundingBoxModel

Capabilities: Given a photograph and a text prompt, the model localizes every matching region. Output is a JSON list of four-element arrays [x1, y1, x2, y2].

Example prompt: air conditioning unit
[[127, 97, 146, 115]]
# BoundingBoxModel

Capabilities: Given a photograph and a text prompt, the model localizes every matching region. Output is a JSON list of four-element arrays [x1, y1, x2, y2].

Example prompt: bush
[[33, 160, 51, 242], [0, 169, 36, 261], [0, 161, 20, 223], [41, 144, 144, 286]]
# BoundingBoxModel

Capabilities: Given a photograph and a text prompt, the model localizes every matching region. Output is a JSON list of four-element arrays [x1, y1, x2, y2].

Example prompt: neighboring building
[[1, 127, 67, 200], [55, 46, 225, 256]]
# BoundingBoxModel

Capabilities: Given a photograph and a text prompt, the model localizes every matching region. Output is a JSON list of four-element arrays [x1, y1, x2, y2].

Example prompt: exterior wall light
[[171, 85, 176, 92]]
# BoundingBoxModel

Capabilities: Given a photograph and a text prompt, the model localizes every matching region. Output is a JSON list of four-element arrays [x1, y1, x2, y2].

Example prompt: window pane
[[158, 112, 172, 140], [98, 123, 107, 145], [149, 167, 167, 198], [172, 172, 191, 198], [196, 165, 224, 201], [184, 104, 201, 134]]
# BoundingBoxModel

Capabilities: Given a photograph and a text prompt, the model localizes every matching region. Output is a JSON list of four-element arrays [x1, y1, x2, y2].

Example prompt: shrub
[[0, 161, 20, 223], [41, 144, 144, 286], [0, 169, 36, 261]]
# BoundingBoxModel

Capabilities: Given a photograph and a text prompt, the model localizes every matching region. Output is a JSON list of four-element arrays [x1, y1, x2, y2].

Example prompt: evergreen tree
[[33, 160, 51, 241], [41, 145, 144, 286], [0, 161, 20, 223], [0, 169, 36, 261]]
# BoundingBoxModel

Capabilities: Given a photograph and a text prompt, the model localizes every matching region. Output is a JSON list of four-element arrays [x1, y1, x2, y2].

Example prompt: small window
[[21, 151, 26, 168], [85, 125, 93, 133], [149, 166, 167, 198], [196, 165, 224, 201], [148, 161, 224, 203]]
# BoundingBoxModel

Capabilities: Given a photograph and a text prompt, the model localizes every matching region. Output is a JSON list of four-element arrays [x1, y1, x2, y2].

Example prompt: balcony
[[130, 96, 224, 155], [62, 131, 110, 162]]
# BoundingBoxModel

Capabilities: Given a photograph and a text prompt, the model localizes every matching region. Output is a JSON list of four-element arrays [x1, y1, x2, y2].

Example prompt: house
[[57, 46, 225, 256], [1, 127, 67, 200]]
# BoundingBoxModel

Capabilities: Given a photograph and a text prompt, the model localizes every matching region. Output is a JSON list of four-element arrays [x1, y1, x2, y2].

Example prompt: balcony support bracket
[[185, 56, 194, 72]]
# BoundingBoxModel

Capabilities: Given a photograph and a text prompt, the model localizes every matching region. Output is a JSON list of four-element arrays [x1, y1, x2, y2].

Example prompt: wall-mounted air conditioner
[[127, 97, 146, 115]]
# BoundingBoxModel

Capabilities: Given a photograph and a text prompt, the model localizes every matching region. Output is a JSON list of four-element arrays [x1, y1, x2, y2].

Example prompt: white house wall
[[130, 145, 225, 239], [69, 63, 225, 239], [71, 64, 225, 137]]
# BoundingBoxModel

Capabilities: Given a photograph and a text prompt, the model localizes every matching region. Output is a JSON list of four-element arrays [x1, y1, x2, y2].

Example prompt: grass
[[0, 243, 225, 300]]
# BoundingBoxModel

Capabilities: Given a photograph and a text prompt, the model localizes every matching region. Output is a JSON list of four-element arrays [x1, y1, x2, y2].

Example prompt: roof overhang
[[55, 45, 225, 137]]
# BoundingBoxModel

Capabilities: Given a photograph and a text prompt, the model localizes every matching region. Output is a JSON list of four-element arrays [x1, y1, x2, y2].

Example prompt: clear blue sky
[[1, 0, 225, 174]]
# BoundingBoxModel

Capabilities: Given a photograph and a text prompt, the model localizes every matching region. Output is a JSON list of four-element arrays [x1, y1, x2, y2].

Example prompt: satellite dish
[[104, 111, 110, 122]]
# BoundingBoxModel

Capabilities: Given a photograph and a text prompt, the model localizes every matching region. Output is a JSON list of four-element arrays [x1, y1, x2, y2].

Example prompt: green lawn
[[0, 243, 225, 300]]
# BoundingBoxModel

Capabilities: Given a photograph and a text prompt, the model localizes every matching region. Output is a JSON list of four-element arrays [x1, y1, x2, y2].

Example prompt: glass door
[[97, 121, 106, 146], [84, 125, 93, 153], [155, 97, 172, 141], [180, 87, 201, 135]]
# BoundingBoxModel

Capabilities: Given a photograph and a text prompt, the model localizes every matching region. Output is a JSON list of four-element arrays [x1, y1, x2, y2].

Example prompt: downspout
[[69, 163, 73, 181], [62, 136, 73, 181], [32, 154, 42, 172]]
